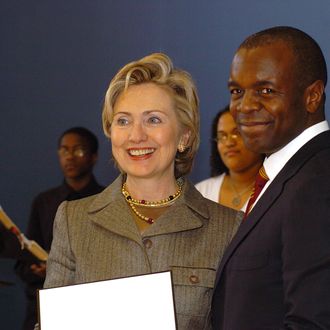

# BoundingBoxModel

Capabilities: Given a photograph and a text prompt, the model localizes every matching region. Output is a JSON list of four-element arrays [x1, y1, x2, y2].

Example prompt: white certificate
[[38, 271, 176, 330]]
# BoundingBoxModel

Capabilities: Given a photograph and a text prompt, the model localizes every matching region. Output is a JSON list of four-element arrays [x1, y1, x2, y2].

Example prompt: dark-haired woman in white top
[[196, 105, 264, 211]]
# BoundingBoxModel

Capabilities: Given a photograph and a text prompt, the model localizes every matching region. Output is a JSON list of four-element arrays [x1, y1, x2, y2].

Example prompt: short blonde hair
[[102, 52, 200, 177]]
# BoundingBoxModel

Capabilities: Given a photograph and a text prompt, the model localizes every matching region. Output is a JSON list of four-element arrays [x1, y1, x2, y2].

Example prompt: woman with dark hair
[[196, 105, 263, 211]]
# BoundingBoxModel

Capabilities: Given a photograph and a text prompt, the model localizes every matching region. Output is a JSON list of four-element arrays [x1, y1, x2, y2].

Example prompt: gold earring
[[178, 144, 186, 153]]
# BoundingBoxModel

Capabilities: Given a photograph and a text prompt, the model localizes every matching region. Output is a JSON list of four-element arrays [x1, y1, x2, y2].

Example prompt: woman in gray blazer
[[43, 53, 239, 330]]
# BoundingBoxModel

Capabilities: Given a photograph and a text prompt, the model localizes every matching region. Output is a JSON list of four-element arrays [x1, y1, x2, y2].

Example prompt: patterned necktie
[[244, 166, 269, 219]]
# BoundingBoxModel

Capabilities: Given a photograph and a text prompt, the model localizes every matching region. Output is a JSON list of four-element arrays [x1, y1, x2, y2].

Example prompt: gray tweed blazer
[[44, 175, 239, 330]]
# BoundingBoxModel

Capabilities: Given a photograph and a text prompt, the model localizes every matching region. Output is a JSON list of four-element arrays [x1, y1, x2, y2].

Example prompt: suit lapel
[[86, 176, 143, 246], [143, 203, 204, 237], [214, 177, 284, 286], [214, 130, 330, 286], [138, 178, 209, 237], [89, 199, 143, 245]]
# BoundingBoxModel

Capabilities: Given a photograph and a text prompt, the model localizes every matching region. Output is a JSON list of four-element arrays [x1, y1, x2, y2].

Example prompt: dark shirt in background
[[15, 176, 104, 330]]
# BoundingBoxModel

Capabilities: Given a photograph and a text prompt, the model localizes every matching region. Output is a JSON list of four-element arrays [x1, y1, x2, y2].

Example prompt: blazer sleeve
[[44, 201, 75, 289], [281, 173, 330, 328]]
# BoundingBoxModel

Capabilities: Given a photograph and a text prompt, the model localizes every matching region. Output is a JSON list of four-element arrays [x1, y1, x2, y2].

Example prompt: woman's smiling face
[[110, 82, 185, 181]]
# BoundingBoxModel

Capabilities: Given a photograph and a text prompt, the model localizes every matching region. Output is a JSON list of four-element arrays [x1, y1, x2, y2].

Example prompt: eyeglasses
[[58, 147, 89, 158], [213, 131, 241, 144]]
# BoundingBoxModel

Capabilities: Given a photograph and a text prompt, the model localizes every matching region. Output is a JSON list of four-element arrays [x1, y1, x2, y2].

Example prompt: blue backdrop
[[1, 1, 330, 328]]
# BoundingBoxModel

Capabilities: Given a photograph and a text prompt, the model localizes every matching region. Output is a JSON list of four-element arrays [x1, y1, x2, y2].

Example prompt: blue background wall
[[1, 1, 330, 328]]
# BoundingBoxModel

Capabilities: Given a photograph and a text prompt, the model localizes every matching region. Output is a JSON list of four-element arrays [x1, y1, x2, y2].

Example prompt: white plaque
[[38, 271, 176, 330]]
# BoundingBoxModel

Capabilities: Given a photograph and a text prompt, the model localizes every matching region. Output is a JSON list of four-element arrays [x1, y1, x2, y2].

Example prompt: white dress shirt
[[253, 120, 329, 208]]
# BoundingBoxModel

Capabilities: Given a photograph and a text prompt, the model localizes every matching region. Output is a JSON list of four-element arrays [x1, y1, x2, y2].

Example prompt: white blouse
[[195, 173, 247, 211], [195, 174, 225, 203]]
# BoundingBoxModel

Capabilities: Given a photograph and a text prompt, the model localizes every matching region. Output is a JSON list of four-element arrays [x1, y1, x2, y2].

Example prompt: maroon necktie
[[244, 166, 269, 219]]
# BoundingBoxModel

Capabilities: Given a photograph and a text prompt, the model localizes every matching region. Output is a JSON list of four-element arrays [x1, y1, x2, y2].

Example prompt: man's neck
[[65, 174, 93, 192]]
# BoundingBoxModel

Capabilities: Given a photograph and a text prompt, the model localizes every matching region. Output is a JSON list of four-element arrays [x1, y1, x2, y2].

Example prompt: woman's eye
[[116, 117, 129, 126], [147, 116, 161, 124]]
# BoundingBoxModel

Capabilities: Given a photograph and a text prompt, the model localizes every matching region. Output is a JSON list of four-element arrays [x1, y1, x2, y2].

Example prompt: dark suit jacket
[[211, 130, 330, 329]]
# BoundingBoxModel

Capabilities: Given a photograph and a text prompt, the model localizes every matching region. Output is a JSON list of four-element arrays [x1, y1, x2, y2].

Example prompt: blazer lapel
[[214, 178, 284, 286], [143, 203, 204, 237], [86, 176, 143, 246], [143, 179, 209, 236]]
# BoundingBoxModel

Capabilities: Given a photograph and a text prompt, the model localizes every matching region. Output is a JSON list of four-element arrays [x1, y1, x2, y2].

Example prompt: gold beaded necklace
[[122, 180, 183, 224], [122, 181, 183, 207]]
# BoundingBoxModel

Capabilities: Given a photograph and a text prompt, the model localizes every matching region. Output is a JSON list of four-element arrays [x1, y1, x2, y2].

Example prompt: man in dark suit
[[211, 26, 330, 329]]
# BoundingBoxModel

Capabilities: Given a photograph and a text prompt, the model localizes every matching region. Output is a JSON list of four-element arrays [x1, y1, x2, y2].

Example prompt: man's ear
[[304, 80, 324, 114]]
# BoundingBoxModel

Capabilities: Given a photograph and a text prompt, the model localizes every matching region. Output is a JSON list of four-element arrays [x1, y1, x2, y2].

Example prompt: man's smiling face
[[229, 41, 308, 155]]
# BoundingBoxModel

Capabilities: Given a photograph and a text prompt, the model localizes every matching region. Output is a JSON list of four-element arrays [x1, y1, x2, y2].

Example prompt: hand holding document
[[0, 205, 48, 262], [38, 271, 177, 330]]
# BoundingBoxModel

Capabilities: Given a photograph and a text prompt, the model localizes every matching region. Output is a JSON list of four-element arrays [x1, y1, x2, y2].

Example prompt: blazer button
[[143, 239, 152, 249], [189, 275, 200, 284]]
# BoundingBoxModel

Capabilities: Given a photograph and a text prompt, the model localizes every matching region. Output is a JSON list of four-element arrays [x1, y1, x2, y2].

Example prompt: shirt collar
[[264, 121, 329, 181]]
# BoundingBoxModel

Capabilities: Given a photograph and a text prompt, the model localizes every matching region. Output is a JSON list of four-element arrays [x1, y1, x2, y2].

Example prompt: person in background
[[43, 53, 239, 330], [0, 225, 19, 258], [15, 126, 104, 330], [196, 105, 263, 211], [211, 26, 330, 329]]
